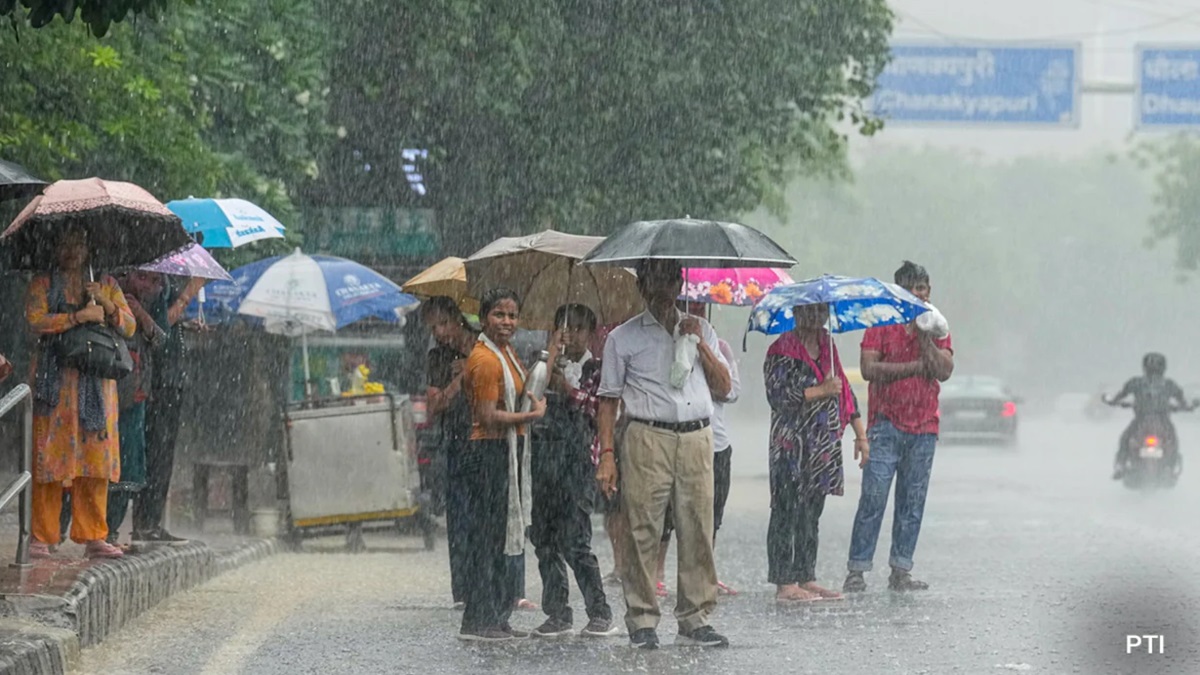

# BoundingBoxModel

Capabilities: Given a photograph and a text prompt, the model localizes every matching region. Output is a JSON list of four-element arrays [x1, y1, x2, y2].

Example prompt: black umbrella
[[581, 218, 797, 269], [0, 159, 47, 202]]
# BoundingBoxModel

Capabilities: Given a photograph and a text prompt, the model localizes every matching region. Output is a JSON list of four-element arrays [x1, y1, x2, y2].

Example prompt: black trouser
[[445, 451, 470, 604], [767, 477, 827, 586], [459, 438, 519, 632], [531, 481, 611, 624], [662, 445, 733, 544], [712, 446, 732, 534], [134, 384, 183, 533]]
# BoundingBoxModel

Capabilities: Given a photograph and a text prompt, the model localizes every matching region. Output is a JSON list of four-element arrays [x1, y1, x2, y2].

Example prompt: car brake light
[[1001, 401, 1017, 417], [1145, 435, 1159, 447]]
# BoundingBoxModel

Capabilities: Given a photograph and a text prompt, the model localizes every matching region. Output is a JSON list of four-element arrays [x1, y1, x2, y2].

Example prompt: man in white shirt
[[595, 259, 732, 649], [656, 305, 740, 597]]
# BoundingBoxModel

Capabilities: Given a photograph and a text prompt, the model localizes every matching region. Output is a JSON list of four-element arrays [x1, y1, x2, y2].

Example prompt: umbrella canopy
[[402, 256, 478, 315], [747, 274, 930, 336], [236, 248, 419, 334], [136, 242, 232, 281], [166, 197, 286, 248], [1, 177, 190, 270], [0, 159, 47, 202], [465, 230, 642, 330], [680, 267, 794, 306], [582, 218, 797, 269]]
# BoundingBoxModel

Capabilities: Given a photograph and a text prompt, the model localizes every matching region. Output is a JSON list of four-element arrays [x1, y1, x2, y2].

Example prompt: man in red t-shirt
[[844, 261, 954, 594]]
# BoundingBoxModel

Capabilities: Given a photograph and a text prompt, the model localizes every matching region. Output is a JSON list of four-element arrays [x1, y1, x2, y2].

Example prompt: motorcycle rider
[[1103, 353, 1195, 479]]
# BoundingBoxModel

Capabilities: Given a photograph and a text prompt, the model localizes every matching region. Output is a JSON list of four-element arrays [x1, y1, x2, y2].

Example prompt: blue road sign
[[871, 43, 1079, 126], [1137, 46, 1200, 128]]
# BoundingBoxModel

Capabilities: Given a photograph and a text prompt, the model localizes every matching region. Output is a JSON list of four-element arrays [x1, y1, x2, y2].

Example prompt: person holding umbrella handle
[[594, 258, 731, 650]]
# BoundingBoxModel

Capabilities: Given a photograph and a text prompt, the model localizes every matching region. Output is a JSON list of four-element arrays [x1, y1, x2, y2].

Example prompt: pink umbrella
[[1, 177, 189, 270], [138, 242, 233, 281], [679, 267, 794, 306]]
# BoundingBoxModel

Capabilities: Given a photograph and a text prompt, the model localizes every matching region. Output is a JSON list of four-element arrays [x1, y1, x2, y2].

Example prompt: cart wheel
[[346, 523, 367, 553]]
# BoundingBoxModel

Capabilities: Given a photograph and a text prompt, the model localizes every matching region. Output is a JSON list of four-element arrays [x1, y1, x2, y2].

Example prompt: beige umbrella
[[464, 230, 642, 330], [402, 256, 479, 315]]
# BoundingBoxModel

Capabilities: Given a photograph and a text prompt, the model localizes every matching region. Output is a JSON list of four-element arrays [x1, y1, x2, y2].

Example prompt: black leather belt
[[628, 417, 710, 433]]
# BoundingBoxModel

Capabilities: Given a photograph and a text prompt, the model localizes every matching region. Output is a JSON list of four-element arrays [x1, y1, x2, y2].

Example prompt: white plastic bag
[[915, 303, 950, 339], [671, 333, 700, 389]]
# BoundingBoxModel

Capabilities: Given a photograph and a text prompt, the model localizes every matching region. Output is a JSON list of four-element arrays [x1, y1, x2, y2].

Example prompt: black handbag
[[54, 323, 134, 380]]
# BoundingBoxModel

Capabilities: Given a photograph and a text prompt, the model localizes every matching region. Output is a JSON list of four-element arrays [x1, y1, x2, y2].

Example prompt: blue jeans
[[847, 419, 937, 572]]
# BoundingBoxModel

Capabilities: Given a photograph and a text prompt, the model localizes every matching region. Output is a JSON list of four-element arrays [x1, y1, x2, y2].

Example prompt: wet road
[[77, 416, 1200, 674]]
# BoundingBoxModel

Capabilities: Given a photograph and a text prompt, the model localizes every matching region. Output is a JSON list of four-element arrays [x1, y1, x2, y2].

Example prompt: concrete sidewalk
[[0, 513, 280, 675]]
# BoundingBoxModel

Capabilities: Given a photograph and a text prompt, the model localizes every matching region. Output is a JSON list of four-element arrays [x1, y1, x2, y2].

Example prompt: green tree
[[1132, 133, 1200, 274], [312, 0, 893, 252], [0, 0, 178, 37], [0, 1, 334, 267]]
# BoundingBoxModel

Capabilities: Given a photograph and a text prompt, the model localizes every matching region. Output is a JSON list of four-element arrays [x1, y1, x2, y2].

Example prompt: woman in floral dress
[[764, 303, 869, 602]]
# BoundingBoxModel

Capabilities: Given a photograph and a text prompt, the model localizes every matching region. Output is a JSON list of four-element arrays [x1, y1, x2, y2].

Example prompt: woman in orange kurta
[[26, 229, 135, 559]]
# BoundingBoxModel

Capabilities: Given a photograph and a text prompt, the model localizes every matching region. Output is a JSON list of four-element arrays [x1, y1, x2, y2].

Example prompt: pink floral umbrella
[[679, 267, 794, 306]]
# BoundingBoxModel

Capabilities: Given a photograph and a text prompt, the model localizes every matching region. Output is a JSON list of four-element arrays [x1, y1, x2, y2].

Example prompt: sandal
[[85, 540, 124, 559], [775, 584, 819, 603], [801, 582, 844, 601]]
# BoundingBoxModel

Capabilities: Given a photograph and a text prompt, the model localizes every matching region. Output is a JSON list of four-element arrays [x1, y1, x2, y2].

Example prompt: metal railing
[[0, 384, 33, 568]]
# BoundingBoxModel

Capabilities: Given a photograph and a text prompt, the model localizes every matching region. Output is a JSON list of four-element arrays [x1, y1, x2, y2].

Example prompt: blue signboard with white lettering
[[871, 43, 1079, 126], [1137, 46, 1200, 128]]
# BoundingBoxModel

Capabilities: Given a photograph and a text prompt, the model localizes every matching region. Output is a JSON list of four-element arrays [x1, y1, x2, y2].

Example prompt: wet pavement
[[75, 416, 1200, 674]]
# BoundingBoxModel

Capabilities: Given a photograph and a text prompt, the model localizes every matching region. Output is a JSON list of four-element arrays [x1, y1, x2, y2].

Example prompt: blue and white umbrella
[[222, 249, 419, 396], [166, 197, 287, 249], [747, 274, 930, 336]]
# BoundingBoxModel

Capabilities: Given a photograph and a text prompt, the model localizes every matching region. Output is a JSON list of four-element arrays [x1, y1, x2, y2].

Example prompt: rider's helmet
[[1143, 352, 1167, 377]]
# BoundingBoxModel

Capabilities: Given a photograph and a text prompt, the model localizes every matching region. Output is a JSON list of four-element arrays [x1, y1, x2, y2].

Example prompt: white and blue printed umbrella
[[233, 249, 420, 396], [166, 197, 287, 248], [747, 274, 930, 336]]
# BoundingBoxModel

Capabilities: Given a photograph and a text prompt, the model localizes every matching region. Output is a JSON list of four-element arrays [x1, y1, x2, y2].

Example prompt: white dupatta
[[478, 332, 533, 556]]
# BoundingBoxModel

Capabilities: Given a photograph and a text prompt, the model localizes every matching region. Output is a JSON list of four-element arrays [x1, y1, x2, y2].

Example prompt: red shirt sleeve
[[861, 326, 884, 352]]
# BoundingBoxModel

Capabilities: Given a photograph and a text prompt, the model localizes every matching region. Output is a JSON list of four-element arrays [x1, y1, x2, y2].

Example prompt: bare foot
[[775, 584, 819, 602], [801, 581, 844, 600]]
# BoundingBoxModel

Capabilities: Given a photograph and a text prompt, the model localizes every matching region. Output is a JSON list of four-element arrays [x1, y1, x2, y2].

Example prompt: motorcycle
[[1105, 398, 1197, 490]]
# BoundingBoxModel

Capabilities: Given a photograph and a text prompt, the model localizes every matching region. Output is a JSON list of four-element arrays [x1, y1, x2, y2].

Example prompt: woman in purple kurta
[[764, 303, 869, 602]]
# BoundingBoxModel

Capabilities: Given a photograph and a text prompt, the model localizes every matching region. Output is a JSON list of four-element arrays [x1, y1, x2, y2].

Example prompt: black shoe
[[888, 569, 929, 592], [843, 571, 867, 593], [532, 617, 573, 638], [630, 627, 659, 649], [133, 529, 190, 546], [580, 617, 620, 637], [500, 623, 531, 639], [457, 627, 513, 642], [675, 625, 729, 648]]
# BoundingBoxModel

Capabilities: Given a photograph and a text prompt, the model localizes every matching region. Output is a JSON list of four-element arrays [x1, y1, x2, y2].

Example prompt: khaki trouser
[[618, 420, 717, 633]]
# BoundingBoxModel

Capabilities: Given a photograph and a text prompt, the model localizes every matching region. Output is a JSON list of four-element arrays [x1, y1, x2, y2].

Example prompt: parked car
[[939, 375, 1020, 446]]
